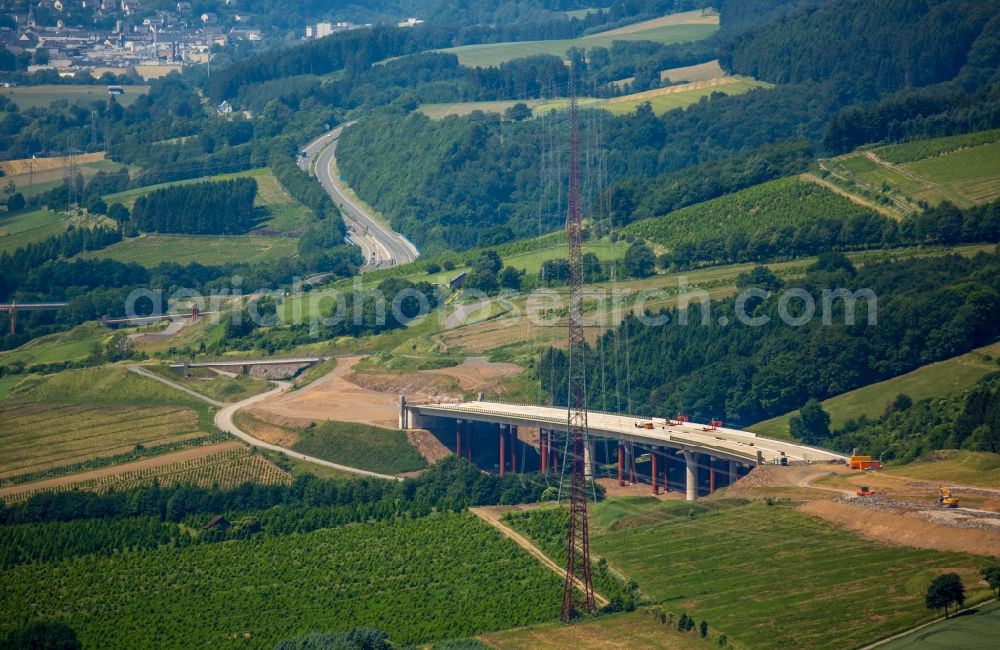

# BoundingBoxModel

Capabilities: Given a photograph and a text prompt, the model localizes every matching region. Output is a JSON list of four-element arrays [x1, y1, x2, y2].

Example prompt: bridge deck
[[168, 357, 323, 368], [409, 401, 847, 465]]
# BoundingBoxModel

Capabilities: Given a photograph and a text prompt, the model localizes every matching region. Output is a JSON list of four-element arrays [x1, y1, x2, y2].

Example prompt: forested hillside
[[338, 0, 1000, 250], [542, 252, 1000, 429], [829, 375, 1000, 463], [720, 0, 1000, 92]]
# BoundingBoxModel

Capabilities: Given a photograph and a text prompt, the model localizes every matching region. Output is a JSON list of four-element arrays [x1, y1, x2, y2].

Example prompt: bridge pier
[[663, 448, 670, 492], [465, 421, 472, 463], [538, 429, 549, 474], [455, 420, 462, 458], [709, 455, 716, 494], [729, 459, 739, 485], [510, 425, 518, 473], [617, 443, 625, 487], [651, 448, 659, 495], [628, 442, 636, 484], [683, 451, 696, 501], [499, 424, 506, 476]]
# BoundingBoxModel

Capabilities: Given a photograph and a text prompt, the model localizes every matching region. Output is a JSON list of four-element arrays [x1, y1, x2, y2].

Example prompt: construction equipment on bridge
[[849, 454, 882, 470], [938, 485, 960, 508], [856, 486, 875, 497], [560, 64, 596, 623], [704, 418, 723, 431]]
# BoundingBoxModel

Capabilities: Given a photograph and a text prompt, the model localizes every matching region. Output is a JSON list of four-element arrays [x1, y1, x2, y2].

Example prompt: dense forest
[[720, 0, 1000, 93], [541, 251, 1000, 430], [131, 178, 258, 235]]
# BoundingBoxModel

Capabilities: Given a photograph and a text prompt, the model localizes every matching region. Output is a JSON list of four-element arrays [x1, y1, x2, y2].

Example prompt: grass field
[[0, 513, 564, 648], [0, 377, 21, 400], [904, 141, 1000, 207], [878, 598, 1000, 649], [77, 232, 298, 267], [750, 340, 1000, 437], [662, 59, 725, 82], [0, 323, 110, 367], [438, 11, 718, 67], [885, 450, 1000, 489], [502, 239, 629, 274], [0, 85, 149, 110], [146, 366, 272, 403], [291, 420, 428, 475], [819, 130, 1000, 214], [84, 167, 309, 266], [480, 610, 718, 649], [507, 498, 995, 649], [0, 208, 65, 252], [8, 365, 216, 422], [419, 76, 767, 119], [103, 167, 312, 234]]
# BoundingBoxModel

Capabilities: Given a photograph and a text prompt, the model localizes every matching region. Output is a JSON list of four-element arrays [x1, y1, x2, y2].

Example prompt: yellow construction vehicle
[[938, 485, 960, 508]]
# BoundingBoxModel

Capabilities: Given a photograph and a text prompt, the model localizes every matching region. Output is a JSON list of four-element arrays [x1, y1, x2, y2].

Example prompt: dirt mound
[[800, 500, 1000, 558], [727, 465, 777, 491], [349, 371, 460, 402], [422, 356, 522, 392]]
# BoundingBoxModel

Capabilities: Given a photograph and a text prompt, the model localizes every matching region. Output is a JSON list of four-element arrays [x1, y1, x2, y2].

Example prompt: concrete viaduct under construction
[[401, 397, 848, 500]]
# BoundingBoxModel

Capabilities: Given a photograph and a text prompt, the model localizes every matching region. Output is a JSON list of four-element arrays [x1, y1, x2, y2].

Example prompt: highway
[[406, 399, 849, 466], [301, 125, 420, 269]]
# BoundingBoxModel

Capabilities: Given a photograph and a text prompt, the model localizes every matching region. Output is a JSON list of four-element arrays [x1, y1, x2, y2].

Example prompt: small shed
[[448, 272, 467, 290], [203, 515, 230, 530]]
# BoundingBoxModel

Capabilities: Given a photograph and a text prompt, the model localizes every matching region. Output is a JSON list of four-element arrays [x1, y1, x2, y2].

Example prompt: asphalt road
[[127, 365, 401, 480], [301, 125, 420, 269]]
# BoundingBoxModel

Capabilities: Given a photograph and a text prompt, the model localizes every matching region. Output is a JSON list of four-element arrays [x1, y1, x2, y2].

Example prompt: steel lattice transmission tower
[[561, 64, 596, 622]]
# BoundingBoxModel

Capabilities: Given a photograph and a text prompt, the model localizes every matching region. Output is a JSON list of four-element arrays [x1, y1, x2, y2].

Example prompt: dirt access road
[[470, 506, 610, 608]]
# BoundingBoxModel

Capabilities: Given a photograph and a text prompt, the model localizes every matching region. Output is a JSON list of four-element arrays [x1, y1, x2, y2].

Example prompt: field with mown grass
[[0, 84, 149, 110], [0, 402, 214, 485], [77, 232, 298, 267], [437, 11, 718, 67], [877, 598, 1000, 649], [0, 208, 64, 252], [884, 450, 1000, 489], [819, 129, 1000, 215], [418, 76, 768, 119], [506, 498, 995, 650]]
